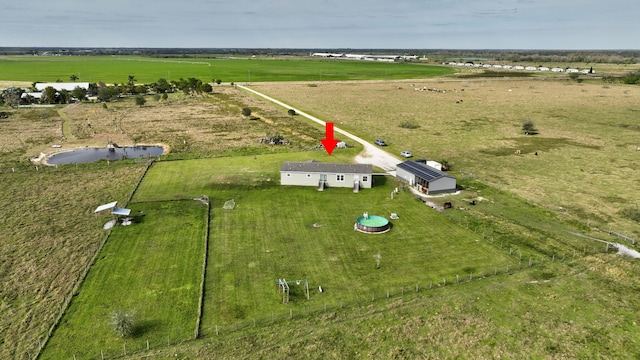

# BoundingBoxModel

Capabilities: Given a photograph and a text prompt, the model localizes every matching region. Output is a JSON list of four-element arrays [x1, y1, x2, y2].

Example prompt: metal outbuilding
[[396, 160, 456, 194]]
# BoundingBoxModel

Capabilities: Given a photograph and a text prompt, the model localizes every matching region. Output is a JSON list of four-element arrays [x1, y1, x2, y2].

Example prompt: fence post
[[216, 324, 219, 335], [290, 309, 293, 319], [469, 272, 473, 281], [147, 339, 150, 350], [456, 274, 459, 284]]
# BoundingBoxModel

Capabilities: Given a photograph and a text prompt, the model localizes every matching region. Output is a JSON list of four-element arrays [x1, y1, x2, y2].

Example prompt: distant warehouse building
[[396, 160, 456, 194], [280, 161, 372, 191]]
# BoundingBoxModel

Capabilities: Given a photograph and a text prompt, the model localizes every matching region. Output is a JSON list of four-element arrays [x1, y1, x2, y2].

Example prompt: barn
[[396, 160, 456, 194], [280, 161, 372, 191]]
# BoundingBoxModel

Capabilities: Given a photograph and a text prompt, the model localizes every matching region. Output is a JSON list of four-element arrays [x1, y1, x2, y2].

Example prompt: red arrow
[[320, 122, 339, 155]]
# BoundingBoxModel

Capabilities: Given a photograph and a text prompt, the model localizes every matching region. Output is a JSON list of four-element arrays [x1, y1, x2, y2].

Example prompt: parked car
[[400, 151, 412, 158], [374, 139, 387, 146]]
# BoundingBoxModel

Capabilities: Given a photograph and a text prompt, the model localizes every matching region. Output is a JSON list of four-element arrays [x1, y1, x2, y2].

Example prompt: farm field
[[1, 56, 640, 359], [40, 200, 207, 359], [0, 55, 453, 84]]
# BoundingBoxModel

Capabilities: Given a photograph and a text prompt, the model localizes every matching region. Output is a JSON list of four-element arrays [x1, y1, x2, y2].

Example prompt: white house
[[551, 67, 564, 72], [280, 161, 372, 191], [396, 160, 456, 194]]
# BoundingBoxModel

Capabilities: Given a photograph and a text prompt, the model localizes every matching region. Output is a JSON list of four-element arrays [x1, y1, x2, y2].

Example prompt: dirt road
[[238, 85, 401, 172]]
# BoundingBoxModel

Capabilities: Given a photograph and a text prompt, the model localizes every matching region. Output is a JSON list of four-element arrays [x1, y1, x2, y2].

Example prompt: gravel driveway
[[238, 85, 401, 172]]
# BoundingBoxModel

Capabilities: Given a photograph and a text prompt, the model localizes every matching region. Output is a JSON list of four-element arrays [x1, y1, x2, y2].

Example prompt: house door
[[320, 174, 327, 183]]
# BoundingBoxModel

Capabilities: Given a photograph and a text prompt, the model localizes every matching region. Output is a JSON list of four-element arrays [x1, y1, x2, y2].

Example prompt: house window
[[286, 173, 291, 177], [362, 176, 368, 182], [336, 174, 345, 182], [306, 174, 312, 178]]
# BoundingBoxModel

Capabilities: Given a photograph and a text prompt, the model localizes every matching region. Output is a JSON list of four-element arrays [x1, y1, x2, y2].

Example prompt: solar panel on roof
[[397, 161, 452, 182]]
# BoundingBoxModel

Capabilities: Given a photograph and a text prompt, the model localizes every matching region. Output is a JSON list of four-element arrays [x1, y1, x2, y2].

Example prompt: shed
[[396, 160, 456, 194], [280, 161, 372, 190]]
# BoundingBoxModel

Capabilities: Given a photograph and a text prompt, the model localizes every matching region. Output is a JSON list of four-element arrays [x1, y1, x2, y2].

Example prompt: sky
[[2, 0, 638, 49]]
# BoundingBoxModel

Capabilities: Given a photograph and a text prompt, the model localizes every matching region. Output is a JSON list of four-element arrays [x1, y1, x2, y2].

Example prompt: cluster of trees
[[0, 75, 221, 107]]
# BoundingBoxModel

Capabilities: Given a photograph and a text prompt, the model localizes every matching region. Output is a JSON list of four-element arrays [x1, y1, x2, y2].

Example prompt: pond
[[46, 145, 165, 165]]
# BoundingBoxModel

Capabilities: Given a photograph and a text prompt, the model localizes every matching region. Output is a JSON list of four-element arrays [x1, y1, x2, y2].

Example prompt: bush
[[521, 120, 538, 135], [110, 309, 135, 337], [242, 107, 252, 117], [399, 121, 420, 129]]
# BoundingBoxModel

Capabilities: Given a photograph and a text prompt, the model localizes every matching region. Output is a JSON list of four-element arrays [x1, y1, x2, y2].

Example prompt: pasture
[[0, 55, 453, 84], [1, 56, 640, 359], [254, 79, 640, 237]]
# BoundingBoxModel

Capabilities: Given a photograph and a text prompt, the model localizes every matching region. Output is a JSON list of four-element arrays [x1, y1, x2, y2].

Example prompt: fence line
[[52, 236, 614, 359], [609, 230, 637, 245], [194, 200, 211, 339], [33, 161, 154, 360]]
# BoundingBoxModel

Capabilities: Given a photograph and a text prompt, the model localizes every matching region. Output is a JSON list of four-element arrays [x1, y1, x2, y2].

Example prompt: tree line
[[0, 75, 222, 107]]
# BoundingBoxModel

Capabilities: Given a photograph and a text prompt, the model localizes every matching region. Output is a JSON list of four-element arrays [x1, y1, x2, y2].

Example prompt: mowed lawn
[[40, 201, 207, 359], [130, 155, 515, 334]]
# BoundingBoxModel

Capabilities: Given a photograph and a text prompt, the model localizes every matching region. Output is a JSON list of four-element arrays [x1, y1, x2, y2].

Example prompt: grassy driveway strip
[[40, 200, 207, 359]]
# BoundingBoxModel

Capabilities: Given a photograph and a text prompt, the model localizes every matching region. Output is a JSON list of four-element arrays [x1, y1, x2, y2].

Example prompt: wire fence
[[49, 239, 618, 360], [31, 161, 154, 360]]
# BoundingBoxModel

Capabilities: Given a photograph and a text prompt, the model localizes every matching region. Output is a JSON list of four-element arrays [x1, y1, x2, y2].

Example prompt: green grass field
[[40, 200, 207, 359], [3, 54, 640, 359], [134, 155, 516, 335], [0, 56, 453, 84]]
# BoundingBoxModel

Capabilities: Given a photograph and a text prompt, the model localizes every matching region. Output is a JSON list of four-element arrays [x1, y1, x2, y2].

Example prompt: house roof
[[35, 82, 90, 91], [397, 161, 455, 181], [281, 161, 372, 174]]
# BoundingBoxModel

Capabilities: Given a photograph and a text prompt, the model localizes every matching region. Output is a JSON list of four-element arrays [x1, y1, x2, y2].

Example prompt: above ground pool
[[355, 215, 390, 234], [46, 145, 164, 165]]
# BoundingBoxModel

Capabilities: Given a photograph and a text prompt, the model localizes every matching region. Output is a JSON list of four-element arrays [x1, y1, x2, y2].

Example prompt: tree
[[43, 86, 57, 104], [215, 79, 222, 85], [58, 89, 70, 104], [72, 86, 87, 101], [153, 78, 172, 93], [134, 95, 146, 107], [70, 74, 78, 82], [2, 87, 23, 108], [97, 86, 118, 102], [521, 120, 537, 135], [242, 107, 252, 117], [110, 309, 135, 337], [287, 109, 296, 116], [200, 83, 213, 93]]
